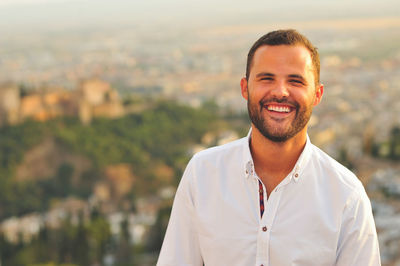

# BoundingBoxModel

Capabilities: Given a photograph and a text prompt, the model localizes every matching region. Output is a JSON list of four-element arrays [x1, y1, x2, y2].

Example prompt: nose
[[270, 80, 289, 99]]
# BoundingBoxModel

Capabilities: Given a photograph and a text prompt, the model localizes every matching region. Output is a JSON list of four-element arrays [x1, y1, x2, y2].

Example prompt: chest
[[193, 180, 341, 266]]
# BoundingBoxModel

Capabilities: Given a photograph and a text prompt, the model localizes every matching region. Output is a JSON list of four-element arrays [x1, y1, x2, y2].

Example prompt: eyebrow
[[255, 72, 275, 78]]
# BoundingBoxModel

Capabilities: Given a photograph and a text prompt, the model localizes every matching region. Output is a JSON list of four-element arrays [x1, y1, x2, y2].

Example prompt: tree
[[389, 126, 400, 160], [146, 205, 172, 252], [115, 216, 133, 265]]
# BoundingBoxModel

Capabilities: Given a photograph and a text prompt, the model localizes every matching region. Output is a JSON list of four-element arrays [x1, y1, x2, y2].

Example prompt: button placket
[[257, 183, 285, 264], [256, 182, 269, 265]]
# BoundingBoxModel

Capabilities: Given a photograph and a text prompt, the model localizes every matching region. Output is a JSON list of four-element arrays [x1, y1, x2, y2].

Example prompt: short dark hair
[[246, 29, 320, 86]]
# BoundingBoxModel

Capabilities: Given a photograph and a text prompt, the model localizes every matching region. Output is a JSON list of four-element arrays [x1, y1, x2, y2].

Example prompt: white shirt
[[157, 133, 381, 266]]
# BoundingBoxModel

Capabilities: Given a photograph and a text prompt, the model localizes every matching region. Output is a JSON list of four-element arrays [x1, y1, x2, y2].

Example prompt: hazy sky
[[0, 0, 398, 33]]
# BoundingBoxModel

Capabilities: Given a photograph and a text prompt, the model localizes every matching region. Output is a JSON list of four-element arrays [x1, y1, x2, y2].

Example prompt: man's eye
[[289, 79, 303, 85], [260, 77, 273, 81]]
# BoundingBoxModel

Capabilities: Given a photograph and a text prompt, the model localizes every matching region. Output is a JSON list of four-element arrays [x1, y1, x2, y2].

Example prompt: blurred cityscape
[[0, 2, 400, 265]]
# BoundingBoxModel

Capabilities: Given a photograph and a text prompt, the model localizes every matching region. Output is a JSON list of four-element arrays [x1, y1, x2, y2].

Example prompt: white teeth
[[267, 106, 290, 113]]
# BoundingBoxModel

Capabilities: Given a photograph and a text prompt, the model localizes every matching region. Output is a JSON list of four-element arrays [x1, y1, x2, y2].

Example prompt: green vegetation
[[0, 99, 219, 220]]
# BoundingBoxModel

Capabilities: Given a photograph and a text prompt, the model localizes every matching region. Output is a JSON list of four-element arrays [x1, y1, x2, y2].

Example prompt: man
[[157, 29, 381, 265]]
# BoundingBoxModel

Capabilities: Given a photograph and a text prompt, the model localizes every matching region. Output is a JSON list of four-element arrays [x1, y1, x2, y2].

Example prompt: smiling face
[[241, 45, 323, 142]]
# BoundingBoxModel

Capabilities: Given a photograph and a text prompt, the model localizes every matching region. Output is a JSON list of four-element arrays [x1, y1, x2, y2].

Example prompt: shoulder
[[179, 136, 248, 196], [181, 136, 248, 186], [307, 143, 373, 221], [309, 143, 365, 195], [191, 136, 247, 165]]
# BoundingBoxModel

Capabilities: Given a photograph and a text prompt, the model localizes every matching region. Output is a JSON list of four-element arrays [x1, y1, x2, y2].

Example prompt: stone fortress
[[0, 79, 124, 126]]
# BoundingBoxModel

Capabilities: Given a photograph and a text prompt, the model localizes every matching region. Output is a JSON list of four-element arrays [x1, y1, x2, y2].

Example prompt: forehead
[[251, 45, 314, 76]]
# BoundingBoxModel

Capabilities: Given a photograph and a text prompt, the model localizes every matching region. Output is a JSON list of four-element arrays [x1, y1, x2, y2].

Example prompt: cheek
[[249, 85, 267, 100], [298, 89, 316, 104], [306, 94, 317, 108]]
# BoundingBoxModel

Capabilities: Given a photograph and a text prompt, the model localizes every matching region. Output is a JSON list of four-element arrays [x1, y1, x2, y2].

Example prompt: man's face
[[241, 45, 323, 142]]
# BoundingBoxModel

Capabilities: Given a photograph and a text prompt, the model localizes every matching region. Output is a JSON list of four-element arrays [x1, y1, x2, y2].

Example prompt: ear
[[313, 83, 324, 106], [240, 77, 249, 100]]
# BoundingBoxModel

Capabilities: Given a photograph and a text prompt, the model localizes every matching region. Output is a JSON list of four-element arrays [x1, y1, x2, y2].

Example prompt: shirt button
[[295, 173, 299, 178], [262, 226, 267, 232]]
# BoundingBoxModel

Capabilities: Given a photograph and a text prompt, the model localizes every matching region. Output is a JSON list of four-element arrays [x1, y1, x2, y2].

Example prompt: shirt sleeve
[[336, 189, 381, 266], [157, 158, 203, 266]]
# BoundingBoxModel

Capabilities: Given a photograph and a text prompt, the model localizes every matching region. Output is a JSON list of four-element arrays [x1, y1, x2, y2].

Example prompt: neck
[[250, 125, 307, 194]]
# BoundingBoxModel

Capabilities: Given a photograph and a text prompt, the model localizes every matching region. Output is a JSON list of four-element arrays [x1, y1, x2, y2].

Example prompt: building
[[0, 79, 125, 126]]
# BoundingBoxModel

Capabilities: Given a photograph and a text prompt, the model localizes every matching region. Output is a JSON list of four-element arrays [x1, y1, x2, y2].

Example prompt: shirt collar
[[243, 128, 313, 183], [291, 134, 312, 182], [243, 129, 255, 178]]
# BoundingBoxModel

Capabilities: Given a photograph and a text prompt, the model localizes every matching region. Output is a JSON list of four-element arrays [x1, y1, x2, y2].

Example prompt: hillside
[[0, 99, 223, 220]]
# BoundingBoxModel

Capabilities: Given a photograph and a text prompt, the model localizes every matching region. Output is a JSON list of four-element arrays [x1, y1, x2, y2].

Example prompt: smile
[[266, 105, 292, 113]]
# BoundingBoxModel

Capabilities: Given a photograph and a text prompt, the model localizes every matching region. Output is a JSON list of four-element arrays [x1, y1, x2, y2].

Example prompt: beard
[[247, 95, 314, 142]]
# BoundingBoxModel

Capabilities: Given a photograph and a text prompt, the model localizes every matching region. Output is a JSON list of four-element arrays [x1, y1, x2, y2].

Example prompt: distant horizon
[[0, 0, 398, 33]]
